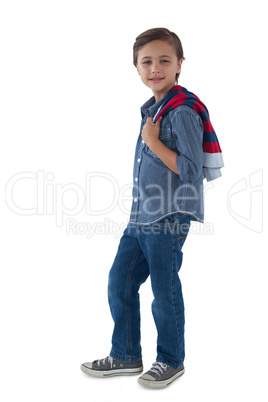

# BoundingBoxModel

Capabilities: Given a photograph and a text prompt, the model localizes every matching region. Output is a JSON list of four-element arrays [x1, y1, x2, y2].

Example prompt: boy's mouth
[[149, 77, 164, 82]]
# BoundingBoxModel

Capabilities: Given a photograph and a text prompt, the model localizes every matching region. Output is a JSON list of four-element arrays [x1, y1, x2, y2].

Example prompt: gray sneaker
[[138, 362, 185, 389], [81, 355, 143, 378]]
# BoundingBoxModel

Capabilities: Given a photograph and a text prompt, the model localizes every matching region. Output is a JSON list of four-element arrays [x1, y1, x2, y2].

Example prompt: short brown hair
[[133, 27, 185, 83]]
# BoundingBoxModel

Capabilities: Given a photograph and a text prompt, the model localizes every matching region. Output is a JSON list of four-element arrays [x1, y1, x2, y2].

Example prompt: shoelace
[[96, 356, 114, 368], [149, 362, 168, 377]]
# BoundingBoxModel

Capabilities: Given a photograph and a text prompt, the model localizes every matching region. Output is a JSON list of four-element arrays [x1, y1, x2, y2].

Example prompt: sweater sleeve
[[170, 106, 204, 182]]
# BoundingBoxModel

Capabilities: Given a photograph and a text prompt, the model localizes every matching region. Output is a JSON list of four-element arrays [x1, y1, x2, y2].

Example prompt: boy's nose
[[151, 63, 160, 73]]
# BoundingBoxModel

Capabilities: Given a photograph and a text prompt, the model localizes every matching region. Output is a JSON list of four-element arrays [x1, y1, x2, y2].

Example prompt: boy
[[81, 28, 223, 389]]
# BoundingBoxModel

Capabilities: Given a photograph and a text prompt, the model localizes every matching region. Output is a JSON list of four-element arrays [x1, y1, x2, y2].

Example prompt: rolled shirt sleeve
[[170, 106, 204, 182]]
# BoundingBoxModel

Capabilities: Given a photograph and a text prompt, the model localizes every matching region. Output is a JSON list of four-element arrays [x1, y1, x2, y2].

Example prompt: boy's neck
[[153, 84, 176, 103]]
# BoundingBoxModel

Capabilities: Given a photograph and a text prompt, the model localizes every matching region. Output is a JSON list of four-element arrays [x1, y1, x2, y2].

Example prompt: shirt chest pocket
[[145, 127, 177, 159]]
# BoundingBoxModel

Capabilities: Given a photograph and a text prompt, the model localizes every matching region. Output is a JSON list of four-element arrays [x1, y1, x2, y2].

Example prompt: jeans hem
[[110, 349, 142, 363], [156, 354, 184, 369]]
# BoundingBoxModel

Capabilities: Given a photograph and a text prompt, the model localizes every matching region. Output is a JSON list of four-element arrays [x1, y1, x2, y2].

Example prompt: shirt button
[[142, 140, 145, 144], [137, 158, 141, 163], [134, 198, 138, 202], [135, 177, 138, 182]]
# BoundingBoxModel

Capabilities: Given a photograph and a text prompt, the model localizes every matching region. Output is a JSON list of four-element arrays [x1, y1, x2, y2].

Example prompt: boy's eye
[[142, 60, 169, 65]]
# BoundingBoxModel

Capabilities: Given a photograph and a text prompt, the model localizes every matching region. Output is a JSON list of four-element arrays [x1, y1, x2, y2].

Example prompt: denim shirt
[[129, 92, 204, 224]]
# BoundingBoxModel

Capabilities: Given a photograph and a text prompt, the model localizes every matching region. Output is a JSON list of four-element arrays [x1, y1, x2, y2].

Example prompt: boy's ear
[[177, 58, 183, 73], [136, 65, 140, 75]]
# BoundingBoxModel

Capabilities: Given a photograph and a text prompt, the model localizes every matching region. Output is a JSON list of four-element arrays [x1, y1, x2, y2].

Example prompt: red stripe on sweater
[[203, 120, 214, 132], [193, 102, 206, 113], [203, 141, 222, 153]]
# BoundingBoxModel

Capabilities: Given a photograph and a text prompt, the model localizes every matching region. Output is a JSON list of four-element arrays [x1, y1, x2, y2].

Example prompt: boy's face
[[136, 40, 183, 102]]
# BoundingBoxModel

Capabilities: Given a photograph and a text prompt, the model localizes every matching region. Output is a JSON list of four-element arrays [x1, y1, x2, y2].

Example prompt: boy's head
[[133, 27, 185, 84]]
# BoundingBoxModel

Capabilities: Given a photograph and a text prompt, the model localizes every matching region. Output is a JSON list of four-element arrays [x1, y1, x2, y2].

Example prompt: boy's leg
[[138, 214, 191, 369], [108, 223, 149, 363]]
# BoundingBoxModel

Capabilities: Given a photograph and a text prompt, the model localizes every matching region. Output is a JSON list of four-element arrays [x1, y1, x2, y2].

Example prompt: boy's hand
[[141, 116, 162, 147]]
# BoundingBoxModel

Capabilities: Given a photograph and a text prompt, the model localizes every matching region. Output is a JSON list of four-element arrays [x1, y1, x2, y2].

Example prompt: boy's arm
[[141, 109, 203, 181], [170, 107, 204, 182], [145, 137, 180, 175]]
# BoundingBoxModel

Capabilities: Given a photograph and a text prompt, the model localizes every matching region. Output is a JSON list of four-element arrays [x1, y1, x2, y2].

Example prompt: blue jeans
[[108, 213, 191, 369]]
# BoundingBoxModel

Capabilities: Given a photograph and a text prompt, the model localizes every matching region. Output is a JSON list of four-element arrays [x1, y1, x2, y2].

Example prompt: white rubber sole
[[137, 368, 185, 389], [81, 364, 143, 378]]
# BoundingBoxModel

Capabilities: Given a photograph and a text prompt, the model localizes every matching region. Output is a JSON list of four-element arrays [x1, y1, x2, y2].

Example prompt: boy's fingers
[[146, 116, 162, 125], [156, 116, 163, 126]]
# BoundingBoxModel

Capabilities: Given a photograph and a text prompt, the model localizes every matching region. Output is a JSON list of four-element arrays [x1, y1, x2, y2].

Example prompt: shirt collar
[[140, 92, 169, 119]]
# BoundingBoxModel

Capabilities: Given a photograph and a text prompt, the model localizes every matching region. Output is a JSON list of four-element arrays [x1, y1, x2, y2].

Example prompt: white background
[[1, 0, 267, 400]]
